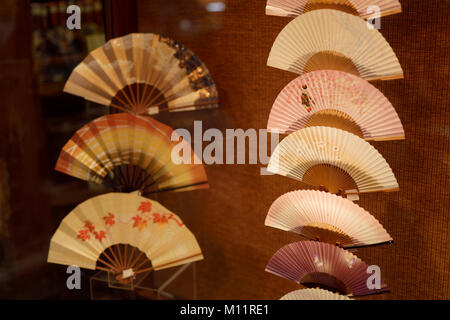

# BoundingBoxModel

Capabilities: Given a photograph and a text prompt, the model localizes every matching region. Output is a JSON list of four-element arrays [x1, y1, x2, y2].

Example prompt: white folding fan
[[280, 288, 352, 300], [267, 9, 403, 81], [267, 70, 405, 141], [266, 0, 402, 19], [267, 126, 399, 195], [265, 190, 393, 248], [48, 193, 203, 280], [64, 33, 219, 115]]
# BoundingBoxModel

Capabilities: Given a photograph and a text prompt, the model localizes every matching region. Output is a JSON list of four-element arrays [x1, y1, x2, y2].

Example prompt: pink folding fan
[[267, 70, 405, 141], [266, 241, 389, 296], [265, 190, 393, 248]]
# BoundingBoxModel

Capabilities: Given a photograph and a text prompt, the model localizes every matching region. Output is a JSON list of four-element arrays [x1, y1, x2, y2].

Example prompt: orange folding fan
[[64, 33, 219, 115], [267, 126, 399, 195], [267, 70, 405, 141], [266, 241, 389, 296], [266, 0, 402, 19], [265, 190, 393, 248], [267, 9, 403, 81], [48, 193, 203, 281], [55, 113, 208, 195]]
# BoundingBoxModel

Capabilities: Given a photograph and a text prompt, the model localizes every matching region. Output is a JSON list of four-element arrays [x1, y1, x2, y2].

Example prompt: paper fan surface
[[266, 241, 389, 296], [55, 113, 208, 194], [64, 33, 218, 115], [280, 288, 352, 300], [265, 190, 393, 248], [267, 9, 403, 81], [48, 193, 203, 274], [267, 126, 399, 195], [266, 0, 402, 19], [267, 70, 405, 141]]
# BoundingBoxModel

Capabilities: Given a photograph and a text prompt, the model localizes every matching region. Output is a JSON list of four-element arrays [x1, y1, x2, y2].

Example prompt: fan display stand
[[89, 261, 197, 300]]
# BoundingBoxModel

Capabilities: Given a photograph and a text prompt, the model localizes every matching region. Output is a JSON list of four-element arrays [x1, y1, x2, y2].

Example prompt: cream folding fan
[[267, 126, 399, 195], [48, 193, 203, 280], [266, 0, 402, 19], [267, 70, 405, 140], [64, 33, 218, 115], [265, 190, 393, 248], [55, 113, 208, 195], [266, 241, 389, 296], [280, 288, 352, 300], [267, 9, 403, 81]]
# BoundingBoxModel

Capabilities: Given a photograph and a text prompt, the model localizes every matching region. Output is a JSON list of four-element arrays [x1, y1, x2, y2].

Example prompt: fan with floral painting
[[267, 70, 404, 141], [48, 193, 203, 282]]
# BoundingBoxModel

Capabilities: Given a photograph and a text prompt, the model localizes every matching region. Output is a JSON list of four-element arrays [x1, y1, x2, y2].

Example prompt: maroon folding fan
[[266, 241, 389, 296]]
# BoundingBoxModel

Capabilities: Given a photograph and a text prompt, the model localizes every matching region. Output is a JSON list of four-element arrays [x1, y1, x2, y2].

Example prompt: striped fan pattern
[[64, 33, 219, 115], [55, 113, 208, 194]]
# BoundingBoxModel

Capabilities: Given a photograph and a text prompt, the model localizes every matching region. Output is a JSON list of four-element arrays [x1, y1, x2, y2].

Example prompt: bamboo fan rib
[[267, 9, 403, 81], [267, 126, 399, 194], [267, 70, 405, 141], [55, 113, 208, 194], [64, 33, 219, 115], [266, 241, 389, 296], [280, 288, 352, 300], [48, 193, 203, 276], [265, 190, 393, 248], [266, 0, 402, 19]]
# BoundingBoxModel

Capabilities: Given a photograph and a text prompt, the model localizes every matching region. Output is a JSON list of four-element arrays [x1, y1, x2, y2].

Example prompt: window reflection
[[31, 0, 108, 208]]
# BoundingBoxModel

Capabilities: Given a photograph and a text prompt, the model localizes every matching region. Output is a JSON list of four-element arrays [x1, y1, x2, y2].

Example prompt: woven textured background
[[137, 0, 449, 299]]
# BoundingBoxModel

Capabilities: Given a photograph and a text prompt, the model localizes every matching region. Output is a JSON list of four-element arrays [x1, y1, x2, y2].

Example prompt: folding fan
[[265, 190, 393, 248], [266, 241, 389, 296], [266, 0, 402, 19], [267, 70, 405, 141], [280, 288, 352, 300], [64, 33, 219, 115], [48, 193, 203, 280], [55, 113, 208, 195], [267, 9, 403, 81], [267, 126, 399, 195]]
